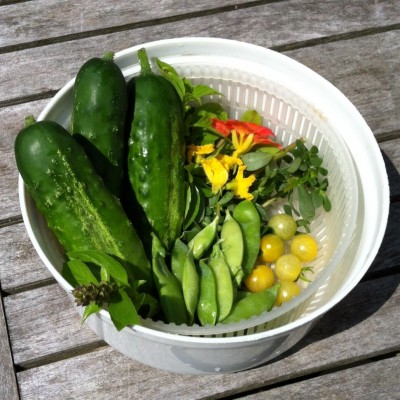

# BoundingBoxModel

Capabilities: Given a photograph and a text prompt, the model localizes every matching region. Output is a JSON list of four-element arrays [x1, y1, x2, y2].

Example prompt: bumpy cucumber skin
[[70, 56, 127, 197], [127, 68, 186, 251], [15, 120, 153, 291]]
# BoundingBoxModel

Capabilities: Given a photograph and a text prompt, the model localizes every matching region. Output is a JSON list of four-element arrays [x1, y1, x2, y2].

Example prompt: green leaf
[[311, 191, 323, 209], [67, 250, 129, 287], [155, 58, 185, 101], [108, 288, 141, 331], [192, 84, 221, 100], [240, 109, 262, 124], [241, 151, 274, 171], [322, 194, 332, 212], [286, 156, 301, 174], [218, 190, 234, 205], [64, 259, 99, 286], [184, 184, 204, 230], [81, 302, 101, 323], [297, 186, 315, 220]]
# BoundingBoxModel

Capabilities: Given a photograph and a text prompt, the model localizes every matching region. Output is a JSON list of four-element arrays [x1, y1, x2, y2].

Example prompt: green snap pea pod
[[197, 260, 218, 326], [222, 284, 279, 324], [208, 243, 234, 322], [182, 247, 199, 324], [232, 200, 261, 278], [220, 211, 244, 286], [171, 238, 189, 284], [188, 213, 219, 259], [151, 234, 187, 325]]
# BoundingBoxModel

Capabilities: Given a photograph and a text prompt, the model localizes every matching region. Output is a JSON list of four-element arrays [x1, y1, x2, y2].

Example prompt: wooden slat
[[0, 99, 48, 221], [285, 30, 400, 138], [2, 0, 400, 50], [1, 1, 400, 106], [14, 273, 400, 399], [0, 291, 19, 400], [0, 0, 255, 49], [239, 355, 400, 399], [3, 283, 103, 368], [0, 223, 53, 294]]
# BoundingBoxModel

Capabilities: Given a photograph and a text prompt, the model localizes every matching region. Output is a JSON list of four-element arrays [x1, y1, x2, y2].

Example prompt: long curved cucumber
[[15, 118, 153, 291]]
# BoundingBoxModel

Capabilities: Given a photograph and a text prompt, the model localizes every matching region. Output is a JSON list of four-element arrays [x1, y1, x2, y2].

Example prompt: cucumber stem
[[102, 51, 115, 61], [137, 48, 152, 75], [24, 115, 36, 127]]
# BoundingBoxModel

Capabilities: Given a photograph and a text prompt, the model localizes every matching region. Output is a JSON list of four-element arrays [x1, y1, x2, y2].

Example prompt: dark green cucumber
[[127, 48, 186, 251], [70, 52, 127, 197], [15, 118, 153, 292]]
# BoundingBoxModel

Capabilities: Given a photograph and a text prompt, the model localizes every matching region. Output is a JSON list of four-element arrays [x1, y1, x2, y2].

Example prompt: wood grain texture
[[0, 99, 49, 221], [2, 0, 400, 50], [0, 223, 54, 293], [0, 291, 19, 400], [3, 283, 103, 367], [14, 274, 400, 399], [240, 355, 400, 399], [1, 0, 399, 398], [0, 0, 255, 49], [1, 0, 400, 105]]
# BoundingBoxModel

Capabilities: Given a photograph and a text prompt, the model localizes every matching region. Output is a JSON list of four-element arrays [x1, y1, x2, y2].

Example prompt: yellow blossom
[[217, 154, 243, 171], [226, 165, 256, 200], [201, 157, 229, 194], [232, 130, 254, 157], [187, 144, 215, 163]]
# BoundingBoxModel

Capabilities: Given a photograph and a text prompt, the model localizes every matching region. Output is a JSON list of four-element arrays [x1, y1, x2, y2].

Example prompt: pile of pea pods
[[150, 199, 280, 327]]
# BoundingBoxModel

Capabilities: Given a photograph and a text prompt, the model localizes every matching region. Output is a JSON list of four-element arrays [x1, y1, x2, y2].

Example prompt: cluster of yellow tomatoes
[[244, 214, 318, 306]]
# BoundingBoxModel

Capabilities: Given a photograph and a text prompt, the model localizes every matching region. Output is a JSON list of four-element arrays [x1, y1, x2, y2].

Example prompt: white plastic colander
[[19, 38, 388, 374]]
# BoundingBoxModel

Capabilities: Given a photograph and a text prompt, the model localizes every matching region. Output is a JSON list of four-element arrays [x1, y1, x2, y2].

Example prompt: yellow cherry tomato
[[260, 234, 284, 263], [275, 254, 302, 281], [268, 213, 297, 240], [290, 234, 318, 262], [244, 265, 275, 293], [276, 280, 301, 305]]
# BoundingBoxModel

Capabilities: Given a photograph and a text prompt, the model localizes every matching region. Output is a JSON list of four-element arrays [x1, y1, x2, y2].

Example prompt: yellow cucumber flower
[[201, 157, 229, 194], [217, 154, 243, 170], [226, 165, 256, 200], [187, 144, 215, 163]]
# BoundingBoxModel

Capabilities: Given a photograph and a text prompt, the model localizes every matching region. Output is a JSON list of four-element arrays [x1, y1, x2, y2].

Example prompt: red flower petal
[[211, 118, 281, 148]]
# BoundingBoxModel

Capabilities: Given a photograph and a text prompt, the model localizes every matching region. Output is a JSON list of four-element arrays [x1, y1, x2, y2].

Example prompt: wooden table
[[1, 1, 399, 398]]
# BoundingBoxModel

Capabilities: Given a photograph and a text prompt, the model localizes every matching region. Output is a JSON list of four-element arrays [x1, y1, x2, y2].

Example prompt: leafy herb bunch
[[156, 58, 332, 234]]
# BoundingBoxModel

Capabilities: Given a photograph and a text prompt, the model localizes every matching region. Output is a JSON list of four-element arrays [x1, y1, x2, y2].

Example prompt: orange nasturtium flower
[[226, 165, 256, 200], [211, 118, 281, 148]]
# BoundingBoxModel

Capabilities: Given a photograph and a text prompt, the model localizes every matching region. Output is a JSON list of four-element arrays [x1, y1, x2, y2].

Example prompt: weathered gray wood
[[285, 31, 400, 138], [1, 1, 400, 399], [0, 0, 255, 49], [0, 99, 48, 221], [239, 355, 400, 399], [12, 274, 400, 398], [3, 283, 104, 368], [0, 223, 54, 294], [0, 291, 19, 400], [1, 1, 400, 106]]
